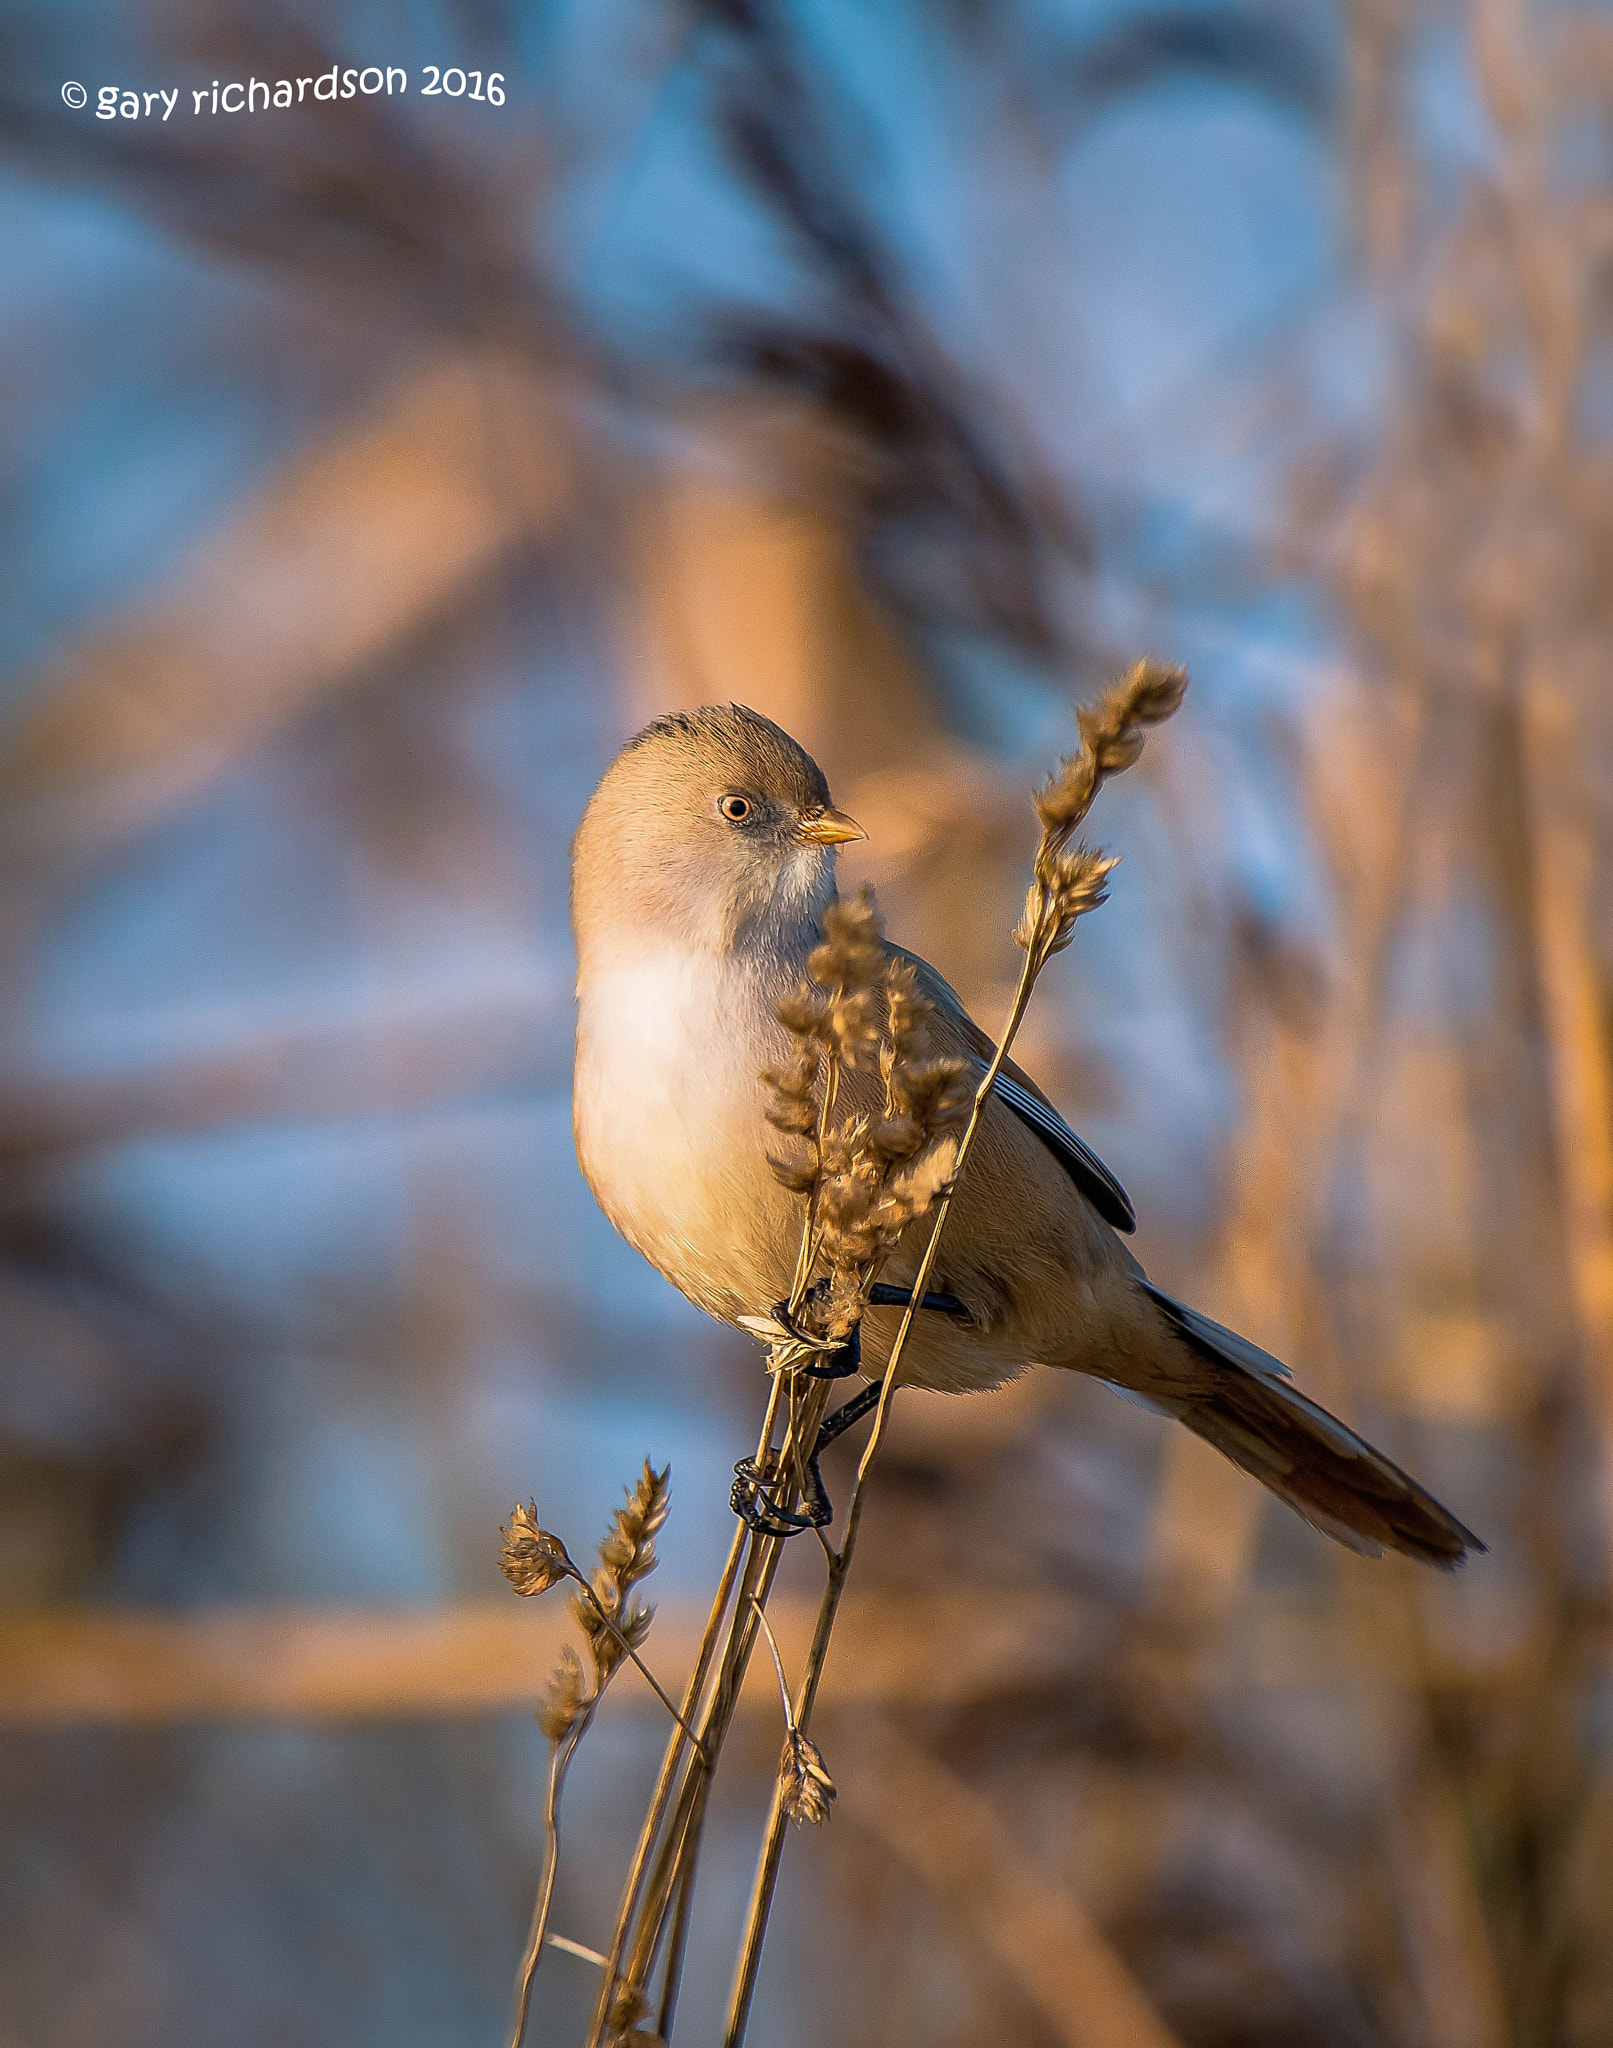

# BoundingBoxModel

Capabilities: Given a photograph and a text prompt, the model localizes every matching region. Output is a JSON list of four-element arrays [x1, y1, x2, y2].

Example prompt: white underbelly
[[573, 950, 800, 1319]]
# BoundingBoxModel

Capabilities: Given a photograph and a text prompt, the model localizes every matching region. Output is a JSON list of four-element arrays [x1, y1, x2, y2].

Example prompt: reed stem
[[586, 1373, 829, 2041], [619, 1381, 831, 2014], [721, 944, 1043, 2046], [508, 1719, 583, 2048], [582, 1376, 781, 2045]]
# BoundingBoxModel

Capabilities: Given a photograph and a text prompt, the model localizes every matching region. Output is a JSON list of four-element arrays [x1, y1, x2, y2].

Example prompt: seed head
[[808, 890, 886, 1071], [575, 1461, 669, 1682], [605, 1981, 651, 2040], [886, 1054, 972, 1133], [762, 1041, 823, 1195], [1019, 660, 1184, 964], [536, 1644, 587, 1743], [775, 981, 831, 1040], [499, 1502, 572, 1597], [1014, 844, 1122, 958], [807, 891, 886, 994], [1033, 659, 1186, 838], [779, 1727, 836, 1826], [759, 889, 974, 1353], [761, 1044, 820, 1137]]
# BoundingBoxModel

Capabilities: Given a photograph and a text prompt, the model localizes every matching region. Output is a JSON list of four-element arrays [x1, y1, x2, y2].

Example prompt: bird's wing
[[886, 943, 1137, 1234]]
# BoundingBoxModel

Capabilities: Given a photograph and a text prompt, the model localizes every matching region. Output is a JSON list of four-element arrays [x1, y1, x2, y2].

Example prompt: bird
[[570, 701, 1482, 1568]]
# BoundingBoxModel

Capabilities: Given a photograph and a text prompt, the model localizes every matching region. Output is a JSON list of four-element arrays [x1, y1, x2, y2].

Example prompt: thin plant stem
[[615, 1550, 772, 2021], [648, 1757, 719, 2036], [654, 1831, 700, 2039], [844, 944, 1041, 1555], [584, 1375, 784, 2047], [508, 1718, 584, 2048], [652, 1579, 822, 2039], [619, 1382, 830, 2004], [564, 1570, 708, 1754], [546, 1935, 610, 1968], [751, 1596, 795, 1727], [721, 945, 1042, 2048], [581, 1376, 786, 2048]]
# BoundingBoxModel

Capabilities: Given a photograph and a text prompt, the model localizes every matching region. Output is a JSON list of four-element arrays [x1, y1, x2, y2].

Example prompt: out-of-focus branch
[[0, 1588, 1090, 1727], [0, 355, 572, 868], [0, 976, 571, 1166], [838, 1720, 1186, 2048], [2, 1582, 1522, 1727], [1522, 678, 1613, 1519]]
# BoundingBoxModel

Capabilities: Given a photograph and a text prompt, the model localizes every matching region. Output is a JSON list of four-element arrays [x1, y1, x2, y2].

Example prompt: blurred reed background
[[1, 1, 1611, 2043]]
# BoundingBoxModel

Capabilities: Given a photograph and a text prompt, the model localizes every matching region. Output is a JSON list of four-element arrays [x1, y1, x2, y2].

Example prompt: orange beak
[[796, 807, 866, 846]]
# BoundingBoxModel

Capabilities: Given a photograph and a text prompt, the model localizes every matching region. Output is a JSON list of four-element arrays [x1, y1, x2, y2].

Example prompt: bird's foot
[[765, 1280, 969, 1383], [765, 1288, 863, 1380], [730, 1287, 964, 1536], [729, 1381, 892, 1537], [730, 1452, 832, 1536]]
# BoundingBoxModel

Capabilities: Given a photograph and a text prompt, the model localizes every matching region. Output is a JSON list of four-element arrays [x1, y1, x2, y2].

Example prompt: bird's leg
[[811, 1377, 883, 1453], [731, 1288, 967, 1536], [731, 1290, 858, 1535], [867, 1281, 971, 1320]]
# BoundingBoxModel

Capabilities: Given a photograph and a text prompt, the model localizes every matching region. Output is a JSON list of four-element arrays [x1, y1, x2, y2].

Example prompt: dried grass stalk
[[720, 662, 1186, 2044], [754, 889, 970, 1358], [499, 1464, 681, 2048]]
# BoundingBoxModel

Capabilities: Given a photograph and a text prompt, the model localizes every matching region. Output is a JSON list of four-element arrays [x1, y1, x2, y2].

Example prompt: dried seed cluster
[[536, 1644, 587, 1744], [605, 1981, 655, 2041], [499, 1501, 572, 1597], [499, 1461, 671, 1744], [1014, 658, 1187, 967], [762, 890, 971, 1345], [573, 1460, 670, 1685], [779, 1727, 836, 1827]]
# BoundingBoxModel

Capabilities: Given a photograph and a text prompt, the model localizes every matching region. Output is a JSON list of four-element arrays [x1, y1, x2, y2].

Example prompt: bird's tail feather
[[1136, 1282, 1484, 1569]]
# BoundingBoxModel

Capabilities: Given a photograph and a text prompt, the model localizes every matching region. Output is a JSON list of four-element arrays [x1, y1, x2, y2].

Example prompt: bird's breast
[[572, 947, 800, 1320]]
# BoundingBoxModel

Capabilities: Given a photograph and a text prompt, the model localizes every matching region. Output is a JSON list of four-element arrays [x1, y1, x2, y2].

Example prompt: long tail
[[1135, 1284, 1484, 1568]]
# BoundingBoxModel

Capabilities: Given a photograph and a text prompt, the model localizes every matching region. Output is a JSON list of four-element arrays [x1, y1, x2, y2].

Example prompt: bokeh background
[[2, 2, 1612, 2044]]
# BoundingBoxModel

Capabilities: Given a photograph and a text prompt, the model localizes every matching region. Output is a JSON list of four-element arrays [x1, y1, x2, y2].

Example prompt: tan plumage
[[571, 704, 1483, 1569]]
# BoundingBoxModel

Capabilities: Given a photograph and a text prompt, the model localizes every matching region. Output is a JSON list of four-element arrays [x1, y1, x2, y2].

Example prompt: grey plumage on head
[[571, 703, 842, 959], [620, 704, 831, 814]]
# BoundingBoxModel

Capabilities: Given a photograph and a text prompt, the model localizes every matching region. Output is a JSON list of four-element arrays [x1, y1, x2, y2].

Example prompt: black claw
[[767, 1291, 863, 1379], [798, 1323, 861, 1379], [729, 1379, 894, 1538], [731, 1454, 831, 1536]]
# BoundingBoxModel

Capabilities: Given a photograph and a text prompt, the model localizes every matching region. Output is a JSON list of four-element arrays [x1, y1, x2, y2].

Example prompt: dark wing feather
[[989, 1068, 1136, 1232], [886, 943, 1137, 1233]]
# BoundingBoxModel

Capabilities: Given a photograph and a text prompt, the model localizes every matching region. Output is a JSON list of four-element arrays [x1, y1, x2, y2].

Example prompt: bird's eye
[[718, 794, 752, 823]]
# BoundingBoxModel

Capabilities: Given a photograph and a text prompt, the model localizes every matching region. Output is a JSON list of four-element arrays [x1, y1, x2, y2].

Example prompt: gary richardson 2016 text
[[91, 68, 506, 119]]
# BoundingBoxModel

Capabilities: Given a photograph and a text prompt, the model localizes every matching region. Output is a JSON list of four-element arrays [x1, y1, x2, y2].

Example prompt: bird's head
[[571, 704, 865, 962]]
